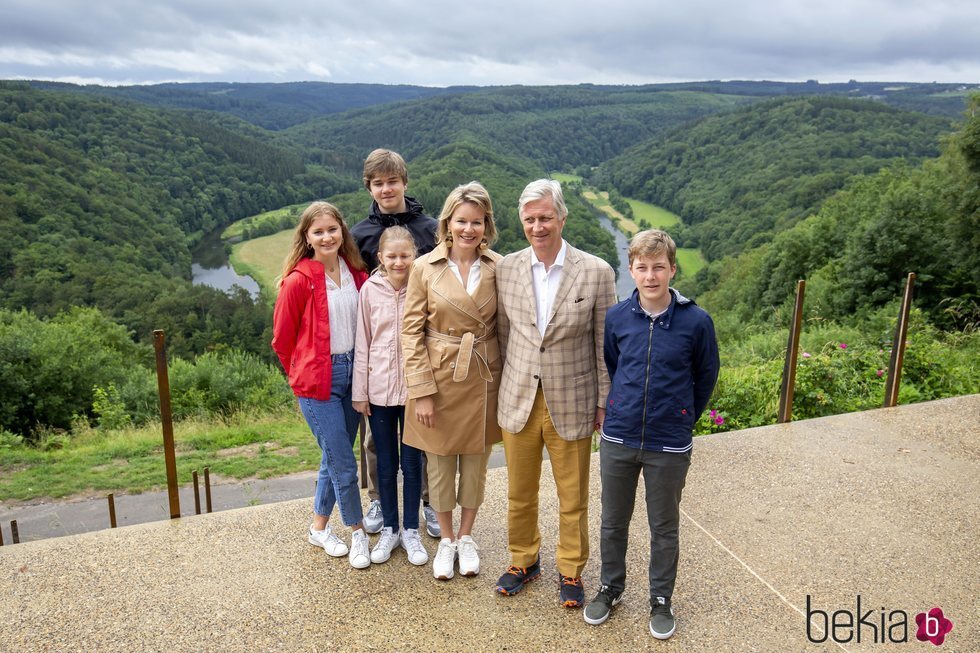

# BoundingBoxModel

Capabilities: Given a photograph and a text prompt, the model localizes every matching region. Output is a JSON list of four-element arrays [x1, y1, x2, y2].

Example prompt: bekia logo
[[915, 608, 953, 646], [806, 595, 954, 646]]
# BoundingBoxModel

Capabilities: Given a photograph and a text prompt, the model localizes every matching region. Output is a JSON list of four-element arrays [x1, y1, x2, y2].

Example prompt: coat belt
[[425, 327, 495, 383]]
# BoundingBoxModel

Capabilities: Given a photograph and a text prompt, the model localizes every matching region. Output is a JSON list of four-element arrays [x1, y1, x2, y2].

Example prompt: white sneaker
[[349, 529, 371, 569], [402, 528, 429, 566], [308, 524, 348, 557], [370, 527, 401, 564], [363, 500, 383, 534], [423, 504, 441, 538], [432, 538, 456, 580], [457, 534, 480, 576]]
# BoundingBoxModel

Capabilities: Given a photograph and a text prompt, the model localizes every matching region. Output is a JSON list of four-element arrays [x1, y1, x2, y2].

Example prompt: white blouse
[[446, 258, 482, 296], [326, 258, 358, 354]]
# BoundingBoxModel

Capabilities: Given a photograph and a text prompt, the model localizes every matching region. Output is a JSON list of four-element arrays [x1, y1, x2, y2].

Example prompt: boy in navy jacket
[[584, 229, 719, 640]]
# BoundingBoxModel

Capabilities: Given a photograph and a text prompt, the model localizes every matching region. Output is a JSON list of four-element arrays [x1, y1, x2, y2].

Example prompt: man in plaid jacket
[[493, 179, 617, 609]]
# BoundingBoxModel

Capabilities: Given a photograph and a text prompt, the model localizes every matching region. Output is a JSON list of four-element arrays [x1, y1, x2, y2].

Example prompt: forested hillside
[[283, 86, 752, 174], [28, 81, 479, 130], [0, 85, 353, 359], [1, 79, 976, 443], [594, 96, 952, 260], [694, 96, 979, 334]]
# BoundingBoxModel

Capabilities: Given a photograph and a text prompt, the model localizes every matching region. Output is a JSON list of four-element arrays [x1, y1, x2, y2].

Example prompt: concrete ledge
[[2, 395, 977, 652]]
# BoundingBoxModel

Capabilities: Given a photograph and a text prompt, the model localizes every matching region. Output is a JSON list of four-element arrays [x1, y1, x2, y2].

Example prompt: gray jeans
[[598, 438, 691, 607]]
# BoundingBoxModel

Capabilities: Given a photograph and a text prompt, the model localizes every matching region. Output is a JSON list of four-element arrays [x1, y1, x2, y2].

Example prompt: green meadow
[[230, 229, 294, 295], [627, 197, 681, 229], [550, 172, 583, 184]]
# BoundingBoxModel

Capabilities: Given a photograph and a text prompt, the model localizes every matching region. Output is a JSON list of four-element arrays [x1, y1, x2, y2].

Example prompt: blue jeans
[[298, 352, 363, 526], [369, 404, 422, 530]]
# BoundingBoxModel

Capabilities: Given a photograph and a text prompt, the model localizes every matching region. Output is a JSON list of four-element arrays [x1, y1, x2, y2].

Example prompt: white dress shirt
[[530, 240, 568, 337]]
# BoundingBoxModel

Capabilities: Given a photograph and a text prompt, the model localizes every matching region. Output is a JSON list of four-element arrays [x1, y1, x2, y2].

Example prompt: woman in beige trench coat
[[402, 181, 502, 581]]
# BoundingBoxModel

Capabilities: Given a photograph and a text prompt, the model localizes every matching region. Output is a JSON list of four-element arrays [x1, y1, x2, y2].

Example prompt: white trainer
[[363, 500, 383, 534], [457, 535, 480, 576], [402, 528, 429, 566], [432, 538, 457, 580], [370, 527, 401, 564], [349, 529, 371, 569], [308, 524, 348, 557]]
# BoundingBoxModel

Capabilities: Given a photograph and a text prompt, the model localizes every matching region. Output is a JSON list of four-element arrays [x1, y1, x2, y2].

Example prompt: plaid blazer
[[496, 243, 617, 440]]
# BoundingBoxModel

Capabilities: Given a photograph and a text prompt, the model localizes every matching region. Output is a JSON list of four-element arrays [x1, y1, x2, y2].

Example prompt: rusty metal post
[[107, 494, 117, 528], [884, 273, 916, 408], [777, 280, 806, 423], [358, 416, 368, 489], [204, 467, 213, 513], [192, 471, 201, 515], [10, 520, 19, 544], [153, 330, 181, 519]]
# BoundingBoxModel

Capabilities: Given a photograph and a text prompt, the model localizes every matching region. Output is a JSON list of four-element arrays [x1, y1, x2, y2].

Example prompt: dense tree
[[596, 96, 952, 261]]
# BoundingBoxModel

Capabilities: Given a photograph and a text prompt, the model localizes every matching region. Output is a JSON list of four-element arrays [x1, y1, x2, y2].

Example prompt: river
[[596, 214, 635, 300], [190, 228, 261, 299]]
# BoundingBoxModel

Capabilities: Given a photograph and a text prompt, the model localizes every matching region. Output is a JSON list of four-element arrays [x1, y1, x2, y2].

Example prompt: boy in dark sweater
[[585, 229, 719, 640]]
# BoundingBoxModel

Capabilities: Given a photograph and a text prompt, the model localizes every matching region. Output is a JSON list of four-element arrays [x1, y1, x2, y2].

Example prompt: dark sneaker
[[649, 597, 676, 640], [559, 574, 585, 608], [584, 585, 623, 625], [494, 559, 541, 595]]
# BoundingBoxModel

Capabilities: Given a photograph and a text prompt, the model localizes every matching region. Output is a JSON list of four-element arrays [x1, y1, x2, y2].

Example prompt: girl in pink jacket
[[352, 226, 428, 567]]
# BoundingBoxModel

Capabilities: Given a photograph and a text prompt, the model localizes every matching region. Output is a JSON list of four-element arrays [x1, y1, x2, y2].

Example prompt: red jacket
[[272, 257, 368, 400]]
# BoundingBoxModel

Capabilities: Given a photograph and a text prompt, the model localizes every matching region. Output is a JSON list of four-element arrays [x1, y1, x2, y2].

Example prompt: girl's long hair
[[276, 201, 366, 289]]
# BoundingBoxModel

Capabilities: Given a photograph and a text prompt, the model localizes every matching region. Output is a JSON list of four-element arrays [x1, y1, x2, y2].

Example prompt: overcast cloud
[[1, 0, 978, 86]]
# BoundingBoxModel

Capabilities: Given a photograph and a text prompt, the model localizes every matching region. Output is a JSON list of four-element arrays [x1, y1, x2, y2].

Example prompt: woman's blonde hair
[[376, 225, 417, 276], [276, 201, 366, 289], [436, 181, 497, 247]]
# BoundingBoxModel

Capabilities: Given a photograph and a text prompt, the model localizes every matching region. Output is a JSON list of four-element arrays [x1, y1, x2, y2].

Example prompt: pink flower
[[714, 416, 724, 425], [839, 343, 848, 349], [709, 409, 717, 418], [802, 352, 811, 358], [876, 369, 884, 377]]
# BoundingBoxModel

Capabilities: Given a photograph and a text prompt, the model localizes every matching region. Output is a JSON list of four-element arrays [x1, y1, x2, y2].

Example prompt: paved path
[[1, 396, 977, 652], [0, 448, 509, 543]]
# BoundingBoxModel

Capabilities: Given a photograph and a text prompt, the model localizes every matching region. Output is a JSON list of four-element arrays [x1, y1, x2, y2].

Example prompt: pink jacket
[[353, 272, 408, 406]]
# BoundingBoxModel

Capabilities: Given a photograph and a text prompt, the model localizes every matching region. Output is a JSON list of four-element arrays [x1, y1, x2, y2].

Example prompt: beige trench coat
[[401, 243, 503, 456]]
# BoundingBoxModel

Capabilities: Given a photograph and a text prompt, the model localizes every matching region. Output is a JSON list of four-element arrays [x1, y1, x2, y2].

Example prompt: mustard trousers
[[502, 386, 592, 578]]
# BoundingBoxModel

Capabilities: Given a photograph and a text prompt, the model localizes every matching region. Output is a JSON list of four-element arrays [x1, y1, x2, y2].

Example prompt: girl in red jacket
[[272, 201, 371, 569]]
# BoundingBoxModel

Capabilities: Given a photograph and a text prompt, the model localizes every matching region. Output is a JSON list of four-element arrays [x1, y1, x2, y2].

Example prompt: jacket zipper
[[640, 317, 654, 449]]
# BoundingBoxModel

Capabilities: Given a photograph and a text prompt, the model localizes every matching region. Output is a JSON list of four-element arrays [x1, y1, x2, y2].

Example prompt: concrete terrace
[[1, 395, 977, 652]]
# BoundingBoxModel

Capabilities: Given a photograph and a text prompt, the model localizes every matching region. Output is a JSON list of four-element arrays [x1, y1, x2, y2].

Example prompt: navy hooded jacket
[[351, 195, 437, 271], [601, 288, 719, 453]]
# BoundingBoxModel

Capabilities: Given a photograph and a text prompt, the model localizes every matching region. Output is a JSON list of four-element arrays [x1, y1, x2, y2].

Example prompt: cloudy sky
[[2, 0, 979, 87]]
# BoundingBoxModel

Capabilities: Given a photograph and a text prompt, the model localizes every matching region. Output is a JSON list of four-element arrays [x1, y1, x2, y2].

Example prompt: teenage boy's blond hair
[[628, 229, 677, 267], [362, 149, 408, 189]]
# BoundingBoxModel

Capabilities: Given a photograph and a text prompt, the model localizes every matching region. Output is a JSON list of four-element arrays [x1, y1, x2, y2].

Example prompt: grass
[[230, 229, 294, 294], [0, 411, 364, 502], [222, 204, 305, 239], [550, 172, 583, 184], [580, 189, 640, 234], [626, 198, 681, 229], [677, 248, 707, 277]]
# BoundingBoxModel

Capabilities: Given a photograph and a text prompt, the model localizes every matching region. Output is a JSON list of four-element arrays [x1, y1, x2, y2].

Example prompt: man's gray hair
[[519, 179, 568, 219]]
